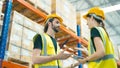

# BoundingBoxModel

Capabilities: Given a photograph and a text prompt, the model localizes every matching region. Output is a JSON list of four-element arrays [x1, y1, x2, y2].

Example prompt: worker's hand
[[77, 58, 87, 64], [55, 50, 72, 60], [74, 47, 88, 56]]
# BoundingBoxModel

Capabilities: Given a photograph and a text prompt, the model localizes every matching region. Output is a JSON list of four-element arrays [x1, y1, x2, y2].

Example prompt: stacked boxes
[[8, 11, 44, 62], [33, 22, 44, 33], [12, 11, 24, 25], [22, 39, 33, 51], [24, 18, 34, 30], [25, 0, 52, 14], [9, 12, 24, 58], [8, 44, 21, 59], [10, 22, 23, 36], [9, 33, 22, 47], [37, 0, 52, 14], [21, 48, 32, 62], [22, 27, 36, 40]]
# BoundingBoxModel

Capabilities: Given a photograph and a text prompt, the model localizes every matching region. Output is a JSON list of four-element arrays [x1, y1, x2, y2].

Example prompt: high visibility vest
[[88, 27, 117, 68], [34, 33, 62, 68]]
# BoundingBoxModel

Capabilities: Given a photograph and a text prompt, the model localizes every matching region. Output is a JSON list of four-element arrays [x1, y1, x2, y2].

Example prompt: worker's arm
[[32, 49, 72, 64], [77, 37, 105, 64], [86, 37, 105, 61]]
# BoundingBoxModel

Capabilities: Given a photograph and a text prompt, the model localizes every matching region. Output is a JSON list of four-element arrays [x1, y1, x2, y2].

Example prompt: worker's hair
[[44, 18, 54, 33], [87, 14, 110, 39]]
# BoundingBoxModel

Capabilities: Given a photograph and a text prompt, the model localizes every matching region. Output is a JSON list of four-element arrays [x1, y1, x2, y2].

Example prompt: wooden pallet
[[2, 57, 30, 68], [8, 57, 29, 66]]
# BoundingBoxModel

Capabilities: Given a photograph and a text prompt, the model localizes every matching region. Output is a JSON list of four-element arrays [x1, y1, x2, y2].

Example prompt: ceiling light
[[102, 4, 120, 13]]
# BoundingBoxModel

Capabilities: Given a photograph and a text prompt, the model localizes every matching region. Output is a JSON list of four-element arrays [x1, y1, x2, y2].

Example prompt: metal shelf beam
[[13, 0, 46, 22]]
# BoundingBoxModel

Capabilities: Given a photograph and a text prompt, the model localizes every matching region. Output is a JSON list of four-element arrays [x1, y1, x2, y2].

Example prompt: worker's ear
[[91, 16, 94, 21], [48, 22, 51, 26]]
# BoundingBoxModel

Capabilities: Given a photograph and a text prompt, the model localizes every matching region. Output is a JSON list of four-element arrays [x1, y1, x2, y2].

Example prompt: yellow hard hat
[[44, 14, 63, 24], [83, 7, 105, 20]]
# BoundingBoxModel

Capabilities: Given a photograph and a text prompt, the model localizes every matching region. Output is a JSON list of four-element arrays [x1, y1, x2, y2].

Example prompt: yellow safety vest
[[88, 27, 117, 68], [34, 33, 62, 68]]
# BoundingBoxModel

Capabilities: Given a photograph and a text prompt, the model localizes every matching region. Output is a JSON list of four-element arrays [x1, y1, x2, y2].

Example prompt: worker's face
[[51, 18, 60, 33], [86, 16, 94, 29]]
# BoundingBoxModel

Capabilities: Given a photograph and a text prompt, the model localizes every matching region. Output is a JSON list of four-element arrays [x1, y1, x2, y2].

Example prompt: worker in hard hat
[[32, 14, 72, 68], [70, 7, 117, 68]]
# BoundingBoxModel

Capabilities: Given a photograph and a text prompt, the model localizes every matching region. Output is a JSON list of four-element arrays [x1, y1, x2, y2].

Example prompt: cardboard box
[[22, 39, 33, 51], [33, 22, 44, 33], [23, 27, 36, 40], [12, 11, 24, 25], [24, 17, 34, 29], [36, 0, 51, 14], [21, 48, 32, 62], [9, 34, 22, 47], [11, 22, 23, 36], [8, 44, 20, 59]]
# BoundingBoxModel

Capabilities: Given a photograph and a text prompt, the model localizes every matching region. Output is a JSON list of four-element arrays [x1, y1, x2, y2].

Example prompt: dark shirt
[[33, 34, 57, 52], [91, 27, 101, 51]]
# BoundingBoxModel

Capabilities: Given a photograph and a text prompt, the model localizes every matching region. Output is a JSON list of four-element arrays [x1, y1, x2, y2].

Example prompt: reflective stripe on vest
[[90, 40, 95, 55], [93, 54, 114, 63], [95, 27, 106, 47], [41, 33, 47, 56]]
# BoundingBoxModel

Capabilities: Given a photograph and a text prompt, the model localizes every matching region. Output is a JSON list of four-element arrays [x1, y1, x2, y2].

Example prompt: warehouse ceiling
[[67, 0, 120, 46]]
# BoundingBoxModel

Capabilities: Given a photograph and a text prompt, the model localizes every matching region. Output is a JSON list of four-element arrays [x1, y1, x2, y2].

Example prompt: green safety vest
[[88, 27, 117, 68], [34, 33, 62, 68]]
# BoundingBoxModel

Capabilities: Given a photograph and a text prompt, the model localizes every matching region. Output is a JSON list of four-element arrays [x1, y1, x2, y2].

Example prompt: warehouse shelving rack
[[0, 0, 88, 68]]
